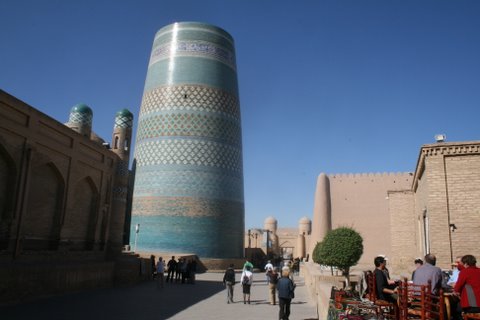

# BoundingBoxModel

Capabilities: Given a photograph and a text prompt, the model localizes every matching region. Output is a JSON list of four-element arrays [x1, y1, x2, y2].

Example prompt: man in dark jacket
[[223, 264, 236, 304], [166, 256, 177, 282], [374, 256, 398, 303], [277, 268, 295, 320]]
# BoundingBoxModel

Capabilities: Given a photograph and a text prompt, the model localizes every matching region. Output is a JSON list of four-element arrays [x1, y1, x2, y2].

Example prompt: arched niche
[[0, 143, 17, 250], [23, 162, 64, 250], [68, 176, 99, 250]]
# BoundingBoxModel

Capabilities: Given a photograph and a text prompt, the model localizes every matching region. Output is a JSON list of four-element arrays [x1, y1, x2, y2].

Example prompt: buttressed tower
[[132, 22, 244, 258]]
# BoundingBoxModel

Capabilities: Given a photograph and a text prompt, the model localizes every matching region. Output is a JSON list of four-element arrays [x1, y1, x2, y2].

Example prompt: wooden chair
[[464, 313, 480, 320], [397, 279, 446, 320], [398, 279, 426, 320], [365, 270, 399, 320], [424, 287, 446, 320]]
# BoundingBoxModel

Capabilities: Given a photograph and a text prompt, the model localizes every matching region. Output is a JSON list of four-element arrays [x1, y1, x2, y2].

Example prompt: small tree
[[313, 227, 363, 287]]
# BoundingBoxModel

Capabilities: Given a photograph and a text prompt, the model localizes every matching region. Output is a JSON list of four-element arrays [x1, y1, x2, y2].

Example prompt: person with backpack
[[267, 267, 279, 305], [277, 268, 296, 320], [241, 265, 253, 304], [223, 263, 236, 304]]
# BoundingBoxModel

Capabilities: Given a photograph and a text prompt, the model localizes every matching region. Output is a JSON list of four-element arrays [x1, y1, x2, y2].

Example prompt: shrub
[[313, 227, 363, 286]]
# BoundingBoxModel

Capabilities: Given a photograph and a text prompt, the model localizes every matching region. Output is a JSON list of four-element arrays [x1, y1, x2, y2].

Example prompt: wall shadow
[[0, 279, 225, 320]]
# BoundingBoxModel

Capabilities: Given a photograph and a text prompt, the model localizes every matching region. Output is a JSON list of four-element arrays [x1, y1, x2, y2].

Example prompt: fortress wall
[[328, 172, 412, 270]]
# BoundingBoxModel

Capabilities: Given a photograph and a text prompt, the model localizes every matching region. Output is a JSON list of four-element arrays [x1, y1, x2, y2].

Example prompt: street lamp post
[[133, 223, 140, 252]]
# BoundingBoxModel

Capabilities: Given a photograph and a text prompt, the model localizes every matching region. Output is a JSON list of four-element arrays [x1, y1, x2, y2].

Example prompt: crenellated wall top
[[328, 172, 412, 179]]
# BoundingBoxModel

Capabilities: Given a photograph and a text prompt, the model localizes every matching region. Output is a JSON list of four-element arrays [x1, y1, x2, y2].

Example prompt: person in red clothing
[[453, 255, 480, 313]]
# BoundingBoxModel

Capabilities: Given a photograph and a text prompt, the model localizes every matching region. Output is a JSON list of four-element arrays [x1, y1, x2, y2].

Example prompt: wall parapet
[[422, 143, 480, 157], [328, 172, 413, 178]]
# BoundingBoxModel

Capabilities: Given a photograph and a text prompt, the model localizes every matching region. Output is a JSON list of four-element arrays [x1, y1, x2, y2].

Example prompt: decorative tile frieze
[[149, 40, 236, 70]]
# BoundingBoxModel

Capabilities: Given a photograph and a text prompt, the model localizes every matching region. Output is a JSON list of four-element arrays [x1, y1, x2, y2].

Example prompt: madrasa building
[[0, 89, 136, 301]]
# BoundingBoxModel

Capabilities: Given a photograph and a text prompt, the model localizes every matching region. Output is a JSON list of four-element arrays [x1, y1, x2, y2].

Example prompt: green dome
[[71, 103, 93, 115], [116, 108, 133, 118]]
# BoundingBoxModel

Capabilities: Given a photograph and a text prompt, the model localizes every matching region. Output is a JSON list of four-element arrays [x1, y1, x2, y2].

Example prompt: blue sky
[[1, 1, 479, 229]]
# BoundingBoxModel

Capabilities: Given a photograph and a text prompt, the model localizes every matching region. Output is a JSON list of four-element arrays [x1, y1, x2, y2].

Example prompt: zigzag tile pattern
[[136, 112, 241, 146], [139, 85, 240, 120], [135, 139, 242, 172]]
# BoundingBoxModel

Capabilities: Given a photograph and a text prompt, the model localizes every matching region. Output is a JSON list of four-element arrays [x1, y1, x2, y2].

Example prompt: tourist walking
[[241, 265, 253, 304], [175, 258, 181, 282], [267, 267, 279, 305], [223, 263, 236, 304], [156, 257, 165, 289], [243, 259, 253, 271], [150, 255, 156, 280], [187, 259, 197, 284], [265, 260, 274, 284], [166, 256, 177, 282], [180, 258, 188, 284], [277, 268, 295, 320]]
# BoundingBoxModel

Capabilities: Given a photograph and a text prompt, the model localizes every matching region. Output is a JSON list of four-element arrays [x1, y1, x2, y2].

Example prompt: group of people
[[152, 255, 197, 288], [222, 260, 296, 320], [374, 253, 480, 318]]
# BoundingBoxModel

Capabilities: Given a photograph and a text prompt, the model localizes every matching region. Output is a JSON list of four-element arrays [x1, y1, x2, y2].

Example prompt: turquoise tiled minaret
[[67, 103, 93, 137], [131, 22, 244, 258]]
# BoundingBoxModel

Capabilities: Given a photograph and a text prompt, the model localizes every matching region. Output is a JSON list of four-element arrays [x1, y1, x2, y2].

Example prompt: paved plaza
[[1, 272, 318, 320]]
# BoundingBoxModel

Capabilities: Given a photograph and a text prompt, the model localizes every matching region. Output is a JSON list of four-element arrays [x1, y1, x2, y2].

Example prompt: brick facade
[[413, 143, 480, 270], [0, 89, 135, 302], [309, 141, 480, 276]]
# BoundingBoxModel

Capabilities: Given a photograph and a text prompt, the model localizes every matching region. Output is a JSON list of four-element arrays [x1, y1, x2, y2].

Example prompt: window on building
[[423, 209, 430, 254]]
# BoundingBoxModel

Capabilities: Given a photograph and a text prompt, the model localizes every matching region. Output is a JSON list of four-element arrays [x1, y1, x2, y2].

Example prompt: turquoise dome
[[114, 108, 133, 129], [71, 103, 93, 115], [116, 108, 133, 118]]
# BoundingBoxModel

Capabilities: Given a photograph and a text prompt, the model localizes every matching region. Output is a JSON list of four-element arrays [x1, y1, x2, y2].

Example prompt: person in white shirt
[[264, 260, 274, 283], [156, 257, 165, 289], [241, 265, 253, 304]]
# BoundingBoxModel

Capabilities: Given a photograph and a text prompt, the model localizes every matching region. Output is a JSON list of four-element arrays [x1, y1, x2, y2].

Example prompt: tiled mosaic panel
[[132, 22, 244, 258], [116, 160, 129, 177], [132, 195, 243, 217], [154, 23, 234, 50], [139, 85, 240, 119], [134, 139, 243, 173], [133, 167, 244, 201], [144, 56, 239, 95], [130, 214, 244, 258], [68, 112, 92, 126], [114, 115, 133, 129], [136, 112, 241, 146], [149, 40, 236, 70]]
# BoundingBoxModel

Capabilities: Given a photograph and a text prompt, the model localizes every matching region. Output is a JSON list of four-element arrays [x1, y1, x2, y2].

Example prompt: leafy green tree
[[313, 227, 363, 286]]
